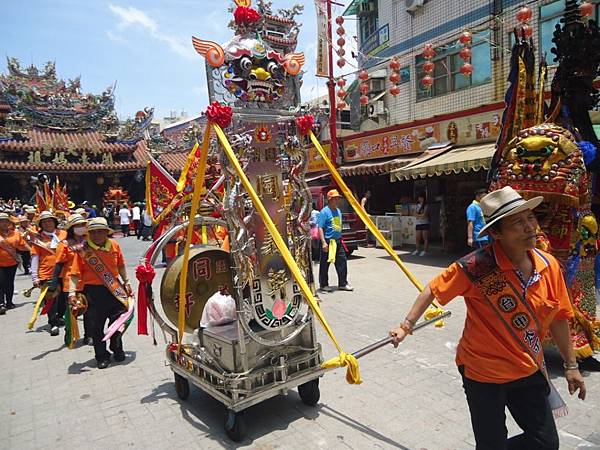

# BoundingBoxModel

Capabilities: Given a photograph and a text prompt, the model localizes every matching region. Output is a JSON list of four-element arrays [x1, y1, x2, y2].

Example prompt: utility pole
[[326, 0, 339, 167]]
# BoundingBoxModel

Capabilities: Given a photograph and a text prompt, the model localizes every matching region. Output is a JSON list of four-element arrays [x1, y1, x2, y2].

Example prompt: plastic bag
[[200, 291, 237, 327]]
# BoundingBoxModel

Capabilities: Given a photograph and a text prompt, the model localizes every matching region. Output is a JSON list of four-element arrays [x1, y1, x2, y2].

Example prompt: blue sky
[[2, 0, 356, 121]]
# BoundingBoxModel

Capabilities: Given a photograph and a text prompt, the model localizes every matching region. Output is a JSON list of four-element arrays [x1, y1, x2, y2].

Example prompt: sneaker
[[50, 326, 59, 336], [419, 251, 427, 257], [411, 250, 419, 256], [6, 303, 15, 310], [56, 318, 66, 327], [319, 286, 334, 293], [0, 306, 6, 315], [113, 352, 126, 362], [97, 359, 111, 369], [338, 284, 354, 291]]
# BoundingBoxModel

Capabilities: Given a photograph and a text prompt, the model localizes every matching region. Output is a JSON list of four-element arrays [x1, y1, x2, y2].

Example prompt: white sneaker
[[419, 251, 427, 257], [411, 250, 419, 255]]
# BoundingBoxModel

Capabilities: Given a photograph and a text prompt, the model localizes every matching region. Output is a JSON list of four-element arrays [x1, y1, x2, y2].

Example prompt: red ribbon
[[296, 114, 315, 136], [206, 101, 233, 129], [135, 262, 156, 335], [233, 6, 261, 26]]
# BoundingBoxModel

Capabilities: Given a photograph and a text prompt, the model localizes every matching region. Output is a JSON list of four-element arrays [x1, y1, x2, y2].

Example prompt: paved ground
[[1, 238, 599, 449]]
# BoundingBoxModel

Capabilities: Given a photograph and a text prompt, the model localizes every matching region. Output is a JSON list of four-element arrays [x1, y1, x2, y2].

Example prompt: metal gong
[[160, 245, 234, 334]]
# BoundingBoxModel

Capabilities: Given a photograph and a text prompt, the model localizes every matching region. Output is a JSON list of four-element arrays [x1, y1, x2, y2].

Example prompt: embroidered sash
[[78, 242, 129, 307], [458, 247, 568, 417], [29, 232, 55, 255], [0, 234, 20, 262]]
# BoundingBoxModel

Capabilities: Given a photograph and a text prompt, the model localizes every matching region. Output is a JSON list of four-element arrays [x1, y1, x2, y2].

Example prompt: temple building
[[0, 58, 153, 205]]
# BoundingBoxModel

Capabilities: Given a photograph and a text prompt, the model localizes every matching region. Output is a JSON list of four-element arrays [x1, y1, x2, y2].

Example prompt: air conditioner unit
[[406, 0, 425, 12], [368, 101, 386, 117], [358, 1, 375, 13], [369, 78, 386, 92]]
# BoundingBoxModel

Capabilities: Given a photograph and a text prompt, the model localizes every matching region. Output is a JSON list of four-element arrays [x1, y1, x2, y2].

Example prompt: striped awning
[[339, 154, 416, 177], [391, 143, 496, 181]]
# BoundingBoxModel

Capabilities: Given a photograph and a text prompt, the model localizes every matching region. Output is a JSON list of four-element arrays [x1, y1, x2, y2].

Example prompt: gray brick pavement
[[1, 240, 599, 449]]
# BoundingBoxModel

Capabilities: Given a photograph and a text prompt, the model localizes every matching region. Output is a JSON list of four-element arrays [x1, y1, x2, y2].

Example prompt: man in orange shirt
[[389, 187, 586, 450], [69, 218, 133, 369], [0, 212, 30, 314], [30, 211, 67, 336]]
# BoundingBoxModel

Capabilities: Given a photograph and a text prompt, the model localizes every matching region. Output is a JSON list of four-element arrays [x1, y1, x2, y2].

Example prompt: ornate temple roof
[[0, 58, 151, 173]]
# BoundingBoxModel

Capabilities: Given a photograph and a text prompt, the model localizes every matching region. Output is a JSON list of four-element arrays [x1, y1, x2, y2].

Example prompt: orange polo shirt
[[429, 241, 573, 384], [70, 239, 125, 287], [55, 241, 84, 293], [30, 230, 67, 280], [0, 230, 28, 267]]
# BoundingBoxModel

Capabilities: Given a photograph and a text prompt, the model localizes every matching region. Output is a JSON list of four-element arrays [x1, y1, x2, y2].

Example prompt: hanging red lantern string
[[359, 95, 369, 105], [421, 43, 436, 88], [359, 82, 370, 95], [390, 85, 401, 96], [337, 37, 346, 47], [390, 57, 401, 72], [459, 31, 472, 45], [388, 57, 401, 96], [460, 63, 474, 76], [459, 47, 472, 61], [335, 16, 344, 25], [336, 26, 345, 36], [358, 70, 369, 81], [389, 72, 400, 84], [580, 1, 594, 17], [337, 48, 346, 57], [421, 75, 434, 89], [423, 60, 435, 74], [516, 6, 532, 23], [336, 78, 346, 88], [337, 89, 347, 98], [337, 101, 347, 109], [422, 43, 436, 59], [337, 58, 346, 68]]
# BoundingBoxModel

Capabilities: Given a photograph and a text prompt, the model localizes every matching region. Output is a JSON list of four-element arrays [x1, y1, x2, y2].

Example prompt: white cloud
[[107, 3, 196, 59]]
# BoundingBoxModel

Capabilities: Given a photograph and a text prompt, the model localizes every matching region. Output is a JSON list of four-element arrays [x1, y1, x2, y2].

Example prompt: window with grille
[[415, 33, 492, 101], [360, 15, 378, 42]]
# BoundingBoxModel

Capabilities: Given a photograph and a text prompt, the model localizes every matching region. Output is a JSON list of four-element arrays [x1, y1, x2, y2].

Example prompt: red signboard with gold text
[[343, 124, 441, 162]]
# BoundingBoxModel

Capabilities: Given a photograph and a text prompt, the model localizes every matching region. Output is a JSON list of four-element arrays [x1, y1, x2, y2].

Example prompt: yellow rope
[[213, 124, 361, 384], [27, 286, 49, 330]]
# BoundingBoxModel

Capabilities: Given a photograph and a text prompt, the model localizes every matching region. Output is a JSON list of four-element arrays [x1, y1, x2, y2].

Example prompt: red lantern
[[389, 58, 401, 71], [337, 48, 346, 57], [390, 86, 401, 96], [336, 26, 345, 36], [459, 47, 472, 61], [359, 82, 370, 95], [580, 1, 594, 17], [358, 70, 369, 81], [423, 61, 435, 73], [337, 89, 347, 98], [359, 95, 369, 105], [522, 24, 533, 38], [422, 44, 436, 59], [337, 58, 346, 68], [459, 31, 472, 45], [389, 72, 400, 84], [337, 37, 346, 47], [516, 6, 532, 23], [335, 16, 345, 25], [421, 75, 434, 88], [460, 63, 473, 76], [337, 101, 347, 109], [336, 78, 346, 87]]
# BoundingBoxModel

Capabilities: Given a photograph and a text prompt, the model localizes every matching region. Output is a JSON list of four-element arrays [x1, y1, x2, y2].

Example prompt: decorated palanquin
[[489, 2, 600, 360]]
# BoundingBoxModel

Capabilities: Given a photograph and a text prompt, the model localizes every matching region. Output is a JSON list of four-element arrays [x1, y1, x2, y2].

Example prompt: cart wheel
[[298, 378, 320, 406], [224, 409, 246, 442], [174, 373, 190, 400]]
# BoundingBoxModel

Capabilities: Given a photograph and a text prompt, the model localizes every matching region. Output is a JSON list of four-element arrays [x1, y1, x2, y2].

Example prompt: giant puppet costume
[[489, 1, 600, 365]]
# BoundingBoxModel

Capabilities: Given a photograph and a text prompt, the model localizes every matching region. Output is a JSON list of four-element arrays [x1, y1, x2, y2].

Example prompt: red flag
[[35, 187, 47, 213], [52, 178, 69, 213], [145, 156, 181, 224]]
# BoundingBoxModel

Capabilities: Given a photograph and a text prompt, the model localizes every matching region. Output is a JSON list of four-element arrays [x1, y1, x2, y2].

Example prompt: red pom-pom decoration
[[390, 86, 401, 96], [516, 6, 532, 23], [459, 47, 472, 61], [296, 115, 315, 136], [336, 78, 346, 88], [206, 101, 233, 128], [358, 70, 369, 81], [421, 75, 434, 88], [234, 6, 262, 26], [359, 95, 369, 105], [389, 72, 400, 84], [337, 37, 346, 47], [580, 1, 593, 17], [460, 63, 473, 76], [359, 82, 370, 95], [335, 16, 345, 25], [389, 58, 401, 71], [522, 24, 533, 38], [337, 59, 346, 68], [459, 31, 472, 45], [423, 61, 435, 73]]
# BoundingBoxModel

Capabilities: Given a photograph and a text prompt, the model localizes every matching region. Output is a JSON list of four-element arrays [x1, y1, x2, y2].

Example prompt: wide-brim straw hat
[[477, 186, 544, 239], [36, 210, 59, 227], [87, 217, 113, 234], [68, 201, 76, 209], [0, 212, 11, 222], [66, 214, 87, 230]]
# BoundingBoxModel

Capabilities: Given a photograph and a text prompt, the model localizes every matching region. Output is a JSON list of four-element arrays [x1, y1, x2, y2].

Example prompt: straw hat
[[17, 215, 29, 223], [65, 214, 87, 230], [0, 212, 10, 222], [477, 186, 544, 238], [87, 217, 113, 234], [68, 201, 76, 210], [36, 210, 59, 227], [24, 207, 36, 215]]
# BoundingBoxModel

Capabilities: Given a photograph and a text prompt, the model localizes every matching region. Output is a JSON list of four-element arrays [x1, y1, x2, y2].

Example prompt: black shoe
[[579, 356, 600, 372], [97, 359, 111, 369], [84, 337, 94, 346], [0, 306, 6, 315], [56, 318, 66, 327], [113, 351, 126, 362], [50, 326, 59, 336], [5, 303, 15, 310]]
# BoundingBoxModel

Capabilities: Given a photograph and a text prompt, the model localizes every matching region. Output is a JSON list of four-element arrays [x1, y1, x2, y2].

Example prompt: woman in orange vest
[[30, 211, 67, 336], [0, 212, 30, 314]]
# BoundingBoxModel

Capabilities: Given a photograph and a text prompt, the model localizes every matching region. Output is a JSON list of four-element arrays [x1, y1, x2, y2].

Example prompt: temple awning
[[390, 143, 495, 181], [339, 154, 416, 177]]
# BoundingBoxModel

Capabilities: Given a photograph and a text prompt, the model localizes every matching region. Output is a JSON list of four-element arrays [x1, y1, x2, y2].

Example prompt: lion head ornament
[[191, 0, 304, 108]]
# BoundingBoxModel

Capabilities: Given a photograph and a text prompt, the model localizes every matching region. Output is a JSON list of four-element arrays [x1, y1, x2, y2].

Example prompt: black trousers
[[19, 250, 30, 273], [121, 224, 129, 236], [45, 279, 67, 327], [460, 367, 559, 450], [318, 240, 348, 288], [0, 264, 18, 307], [84, 285, 126, 362]]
